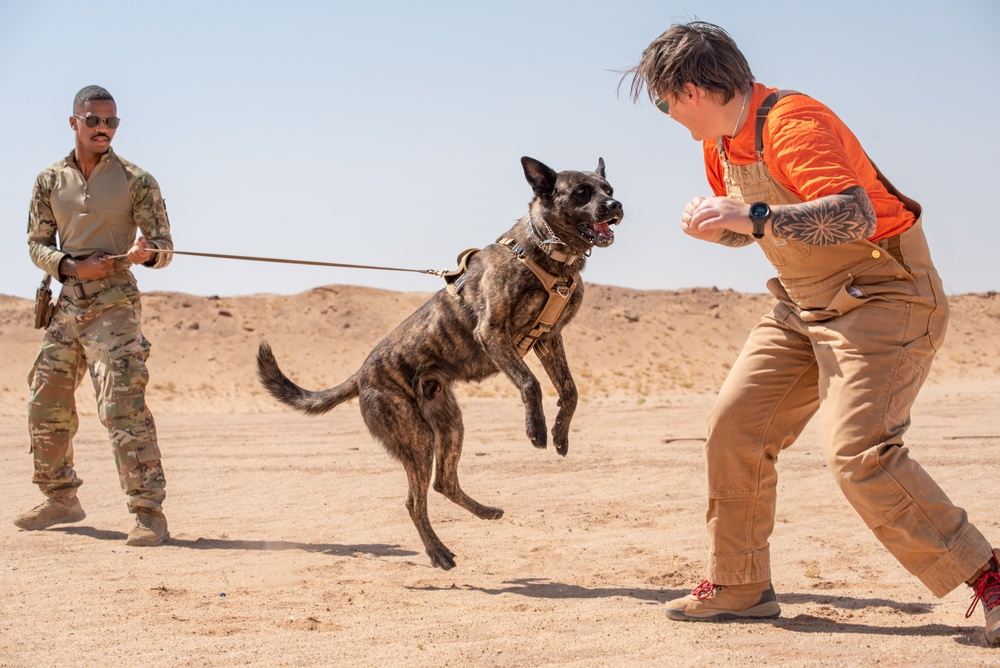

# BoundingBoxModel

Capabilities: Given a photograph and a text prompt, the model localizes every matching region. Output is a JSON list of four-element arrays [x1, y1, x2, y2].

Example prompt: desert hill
[[1, 285, 997, 416]]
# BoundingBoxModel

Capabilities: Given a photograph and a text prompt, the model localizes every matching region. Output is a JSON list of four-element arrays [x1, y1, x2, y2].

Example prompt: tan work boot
[[125, 508, 169, 546], [13, 496, 86, 530], [665, 580, 780, 621], [966, 549, 1000, 646]]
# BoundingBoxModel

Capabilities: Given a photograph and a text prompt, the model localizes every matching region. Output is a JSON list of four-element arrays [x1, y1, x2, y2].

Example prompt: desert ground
[[1, 284, 999, 667]]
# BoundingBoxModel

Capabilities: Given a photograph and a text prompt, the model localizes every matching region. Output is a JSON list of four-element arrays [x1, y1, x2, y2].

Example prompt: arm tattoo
[[770, 186, 877, 245], [718, 229, 755, 247]]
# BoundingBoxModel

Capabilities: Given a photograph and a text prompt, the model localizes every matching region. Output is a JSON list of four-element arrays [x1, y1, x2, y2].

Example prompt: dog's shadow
[[54, 524, 418, 559]]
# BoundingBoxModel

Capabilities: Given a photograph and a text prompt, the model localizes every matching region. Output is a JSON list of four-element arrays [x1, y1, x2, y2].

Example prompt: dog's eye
[[572, 185, 592, 203]]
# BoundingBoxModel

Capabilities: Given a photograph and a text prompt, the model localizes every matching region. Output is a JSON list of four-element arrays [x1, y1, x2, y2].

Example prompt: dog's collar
[[526, 215, 583, 266]]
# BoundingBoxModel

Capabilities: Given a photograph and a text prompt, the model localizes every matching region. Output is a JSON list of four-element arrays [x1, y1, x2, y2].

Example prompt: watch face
[[750, 202, 770, 219]]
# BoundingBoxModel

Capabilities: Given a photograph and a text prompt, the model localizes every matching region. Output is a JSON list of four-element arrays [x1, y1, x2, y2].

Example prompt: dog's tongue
[[593, 222, 613, 239]]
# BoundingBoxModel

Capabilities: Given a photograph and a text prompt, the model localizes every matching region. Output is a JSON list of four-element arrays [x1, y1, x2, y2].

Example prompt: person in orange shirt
[[624, 21, 999, 645]]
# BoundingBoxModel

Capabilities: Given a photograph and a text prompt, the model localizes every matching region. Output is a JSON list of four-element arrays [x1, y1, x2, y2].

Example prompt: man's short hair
[[623, 21, 755, 105], [73, 85, 115, 113]]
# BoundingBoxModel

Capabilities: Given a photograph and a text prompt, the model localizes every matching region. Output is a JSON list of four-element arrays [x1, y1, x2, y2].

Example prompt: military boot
[[13, 495, 86, 530], [125, 508, 169, 547]]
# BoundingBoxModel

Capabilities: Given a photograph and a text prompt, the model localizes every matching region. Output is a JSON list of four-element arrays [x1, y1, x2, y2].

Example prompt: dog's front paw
[[526, 415, 547, 449], [553, 420, 571, 457]]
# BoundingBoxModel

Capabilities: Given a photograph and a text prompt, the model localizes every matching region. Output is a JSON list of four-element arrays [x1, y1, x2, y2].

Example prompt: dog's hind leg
[[401, 447, 458, 570], [420, 380, 504, 521], [359, 385, 457, 570]]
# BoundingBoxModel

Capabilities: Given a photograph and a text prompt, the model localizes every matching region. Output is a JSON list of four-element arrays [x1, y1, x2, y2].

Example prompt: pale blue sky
[[2, 0, 997, 300]]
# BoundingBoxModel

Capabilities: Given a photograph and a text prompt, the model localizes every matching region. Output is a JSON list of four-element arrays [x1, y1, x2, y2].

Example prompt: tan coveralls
[[706, 93, 992, 598]]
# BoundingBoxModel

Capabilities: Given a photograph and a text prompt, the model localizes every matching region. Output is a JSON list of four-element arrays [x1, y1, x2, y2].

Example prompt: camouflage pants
[[27, 281, 165, 512]]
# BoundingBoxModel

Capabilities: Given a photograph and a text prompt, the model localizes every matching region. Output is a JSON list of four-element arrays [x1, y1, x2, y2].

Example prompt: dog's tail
[[256, 340, 360, 415]]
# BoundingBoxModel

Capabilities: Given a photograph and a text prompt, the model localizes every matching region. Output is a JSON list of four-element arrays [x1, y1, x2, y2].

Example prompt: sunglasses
[[74, 114, 121, 129], [653, 96, 670, 115]]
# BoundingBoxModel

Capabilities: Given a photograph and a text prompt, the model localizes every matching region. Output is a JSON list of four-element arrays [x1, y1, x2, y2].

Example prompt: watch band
[[749, 201, 770, 239]]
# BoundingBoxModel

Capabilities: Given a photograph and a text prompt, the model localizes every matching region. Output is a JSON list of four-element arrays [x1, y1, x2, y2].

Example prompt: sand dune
[[2, 286, 997, 415]]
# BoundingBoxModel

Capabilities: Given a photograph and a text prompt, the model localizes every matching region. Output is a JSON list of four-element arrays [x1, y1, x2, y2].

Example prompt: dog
[[256, 156, 622, 569]]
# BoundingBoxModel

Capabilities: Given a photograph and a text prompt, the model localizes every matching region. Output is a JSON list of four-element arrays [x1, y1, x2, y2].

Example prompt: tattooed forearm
[[719, 229, 756, 247], [770, 186, 877, 245]]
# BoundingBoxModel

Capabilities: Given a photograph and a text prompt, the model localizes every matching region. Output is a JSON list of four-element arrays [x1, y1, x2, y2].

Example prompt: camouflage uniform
[[26, 147, 172, 512]]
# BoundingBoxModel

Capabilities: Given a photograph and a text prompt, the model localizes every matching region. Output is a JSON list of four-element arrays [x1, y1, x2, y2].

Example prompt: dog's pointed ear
[[521, 157, 558, 197], [595, 157, 606, 179]]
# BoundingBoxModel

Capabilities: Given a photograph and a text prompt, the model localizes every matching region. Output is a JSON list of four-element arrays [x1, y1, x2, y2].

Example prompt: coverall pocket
[[758, 235, 812, 266], [886, 335, 934, 425]]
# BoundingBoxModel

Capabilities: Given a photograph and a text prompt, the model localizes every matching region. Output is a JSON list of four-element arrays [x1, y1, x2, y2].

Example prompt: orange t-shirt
[[702, 84, 915, 241]]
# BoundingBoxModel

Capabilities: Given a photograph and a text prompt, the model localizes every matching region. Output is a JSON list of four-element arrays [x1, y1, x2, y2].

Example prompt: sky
[[1, 0, 998, 301]]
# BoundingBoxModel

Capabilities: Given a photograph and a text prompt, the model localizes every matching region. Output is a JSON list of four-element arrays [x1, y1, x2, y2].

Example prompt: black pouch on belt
[[33, 274, 55, 329]]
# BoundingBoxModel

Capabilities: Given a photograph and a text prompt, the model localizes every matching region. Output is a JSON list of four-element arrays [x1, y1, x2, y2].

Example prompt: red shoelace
[[966, 568, 1000, 619], [691, 580, 719, 600]]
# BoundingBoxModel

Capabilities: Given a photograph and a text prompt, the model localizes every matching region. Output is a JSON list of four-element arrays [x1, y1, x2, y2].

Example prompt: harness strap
[[538, 244, 578, 265], [441, 239, 577, 357], [443, 248, 481, 296], [497, 237, 576, 357]]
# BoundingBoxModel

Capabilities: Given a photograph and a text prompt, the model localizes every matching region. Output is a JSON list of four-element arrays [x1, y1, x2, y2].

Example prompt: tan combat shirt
[[27, 147, 173, 280]]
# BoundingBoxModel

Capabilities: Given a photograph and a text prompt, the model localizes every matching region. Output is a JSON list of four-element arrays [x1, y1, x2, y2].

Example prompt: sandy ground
[[1, 286, 999, 667]]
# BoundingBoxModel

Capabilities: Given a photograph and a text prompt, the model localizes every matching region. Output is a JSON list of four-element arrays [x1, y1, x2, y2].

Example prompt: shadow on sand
[[54, 524, 418, 559]]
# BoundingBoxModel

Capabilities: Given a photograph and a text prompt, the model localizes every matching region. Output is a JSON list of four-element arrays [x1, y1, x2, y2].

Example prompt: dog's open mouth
[[578, 217, 619, 247]]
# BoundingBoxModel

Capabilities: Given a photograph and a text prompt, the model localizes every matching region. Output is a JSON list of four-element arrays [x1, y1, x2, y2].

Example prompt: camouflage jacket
[[27, 147, 173, 280]]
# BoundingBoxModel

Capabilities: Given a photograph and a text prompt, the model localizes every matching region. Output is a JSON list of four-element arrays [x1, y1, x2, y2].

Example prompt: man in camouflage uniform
[[14, 85, 173, 546]]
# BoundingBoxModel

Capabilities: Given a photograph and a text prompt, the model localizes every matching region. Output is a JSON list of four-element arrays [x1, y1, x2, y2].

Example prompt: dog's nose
[[601, 198, 623, 219]]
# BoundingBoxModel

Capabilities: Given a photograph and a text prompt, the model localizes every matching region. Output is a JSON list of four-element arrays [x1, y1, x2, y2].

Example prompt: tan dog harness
[[444, 238, 577, 357]]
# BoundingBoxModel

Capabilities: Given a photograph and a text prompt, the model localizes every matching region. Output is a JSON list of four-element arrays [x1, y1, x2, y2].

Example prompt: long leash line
[[107, 247, 450, 277]]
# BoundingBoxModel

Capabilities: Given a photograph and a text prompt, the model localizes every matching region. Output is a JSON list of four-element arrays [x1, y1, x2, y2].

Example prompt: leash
[[108, 248, 449, 277]]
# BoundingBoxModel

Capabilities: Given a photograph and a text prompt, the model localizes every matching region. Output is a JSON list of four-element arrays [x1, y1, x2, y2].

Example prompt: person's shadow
[[408, 579, 984, 646], [53, 524, 418, 559], [407, 577, 674, 603], [52, 526, 987, 647]]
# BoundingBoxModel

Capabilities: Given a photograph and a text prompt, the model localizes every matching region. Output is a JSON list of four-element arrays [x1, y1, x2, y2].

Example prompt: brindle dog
[[256, 156, 622, 569]]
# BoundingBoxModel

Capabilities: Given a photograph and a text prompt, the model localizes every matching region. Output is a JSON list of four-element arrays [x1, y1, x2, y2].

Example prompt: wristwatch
[[749, 201, 771, 239]]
